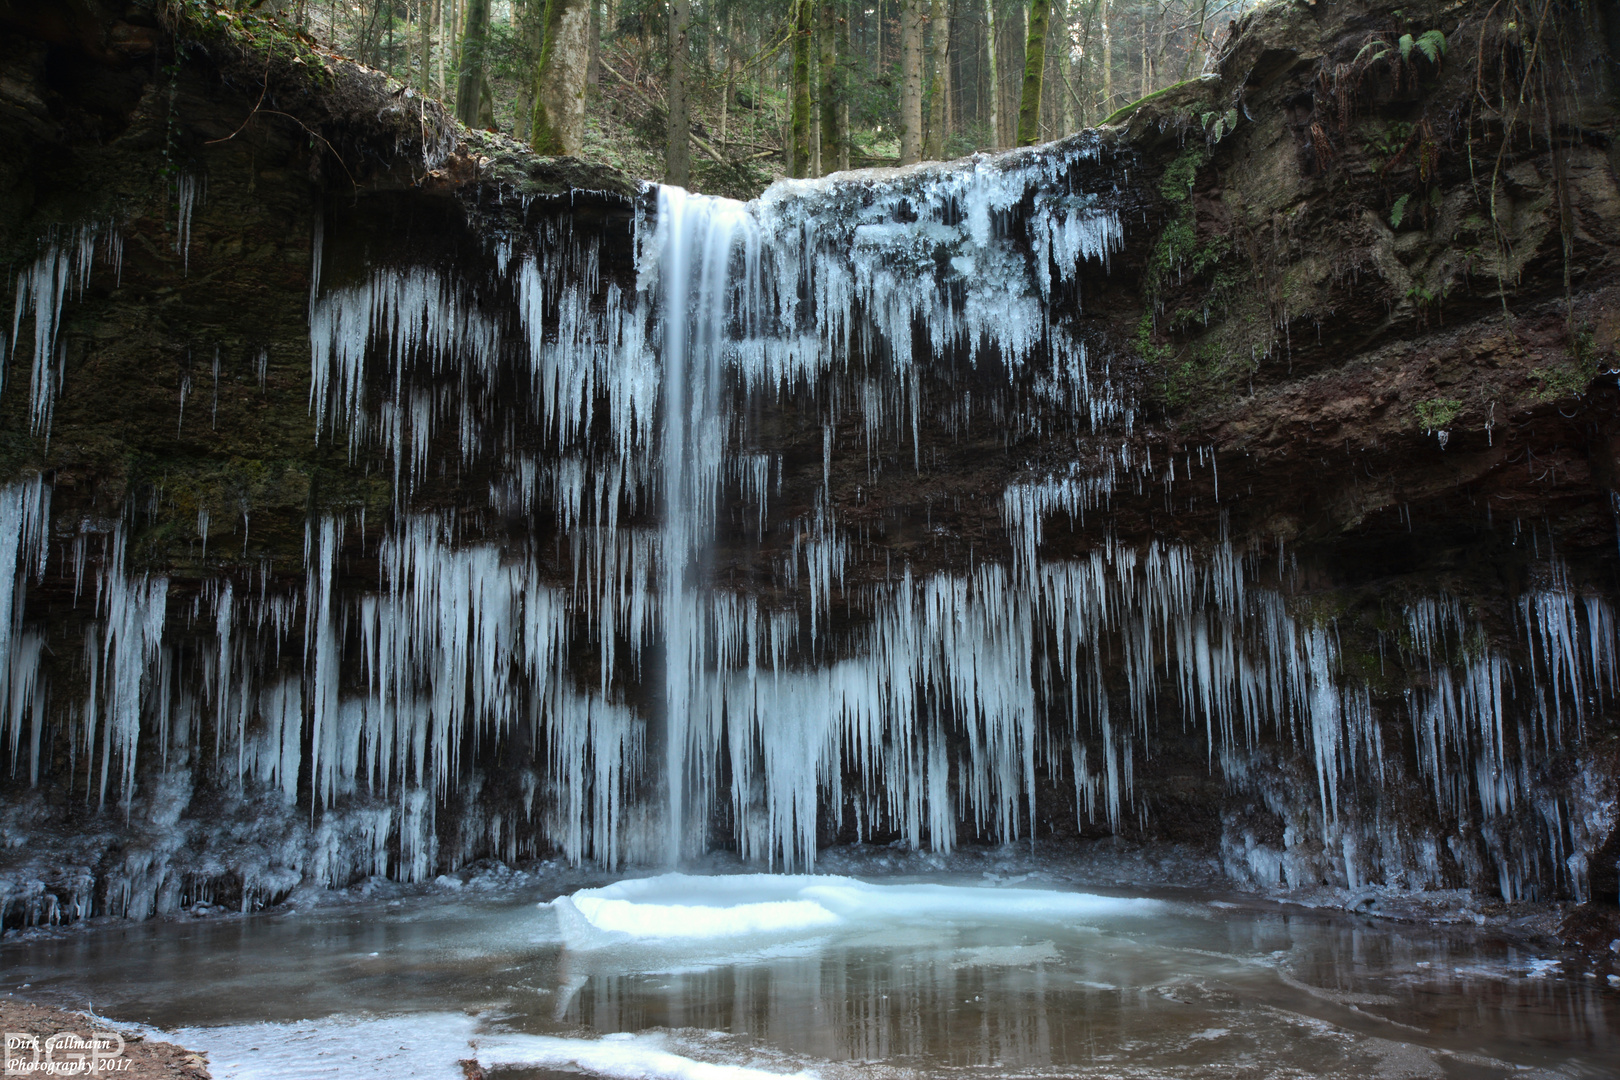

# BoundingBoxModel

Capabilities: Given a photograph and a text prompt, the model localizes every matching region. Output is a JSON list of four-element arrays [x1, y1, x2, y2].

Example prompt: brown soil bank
[[0, 995, 210, 1078]]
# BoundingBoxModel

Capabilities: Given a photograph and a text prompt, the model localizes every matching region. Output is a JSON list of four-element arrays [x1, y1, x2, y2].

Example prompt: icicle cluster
[[6, 223, 122, 440], [3, 138, 1617, 922], [0, 476, 51, 786]]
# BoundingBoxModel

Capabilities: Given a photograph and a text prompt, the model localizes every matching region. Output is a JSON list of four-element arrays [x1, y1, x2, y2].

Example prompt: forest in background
[[200, 0, 1258, 197]]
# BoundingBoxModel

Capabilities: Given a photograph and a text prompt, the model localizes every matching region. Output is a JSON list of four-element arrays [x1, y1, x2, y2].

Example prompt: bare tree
[[419, 0, 434, 95], [665, 0, 692, 183], [434, 0, 447, 97], [455, 0, 492, 127], [791, 0, 813, 177], [531, 0, 594, 155], [1180, 0, 1209, 77], [984, 0, 1000, 148], [924, 0, 951, 159], [513, 0, 544, 141], [1017, 0, 1050, 144], [1049, 0, 1072, 136], [719, 6, 735, 144], [838, 0, 851, 169], [898, 0, 924, 164], [1100, 0, 1112, 115], [819, 1, 844, 175]]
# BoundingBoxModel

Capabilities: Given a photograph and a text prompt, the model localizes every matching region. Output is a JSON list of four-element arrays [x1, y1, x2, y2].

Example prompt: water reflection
[[3, 884, 1615, 1079]]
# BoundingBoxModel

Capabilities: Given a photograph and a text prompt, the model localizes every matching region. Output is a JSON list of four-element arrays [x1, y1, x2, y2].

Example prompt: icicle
[[307, 515, 341, 810], [308, 211, 324, 316], [10, 242, 70, 437], [11, 136, 1612, 908], [0, 477, 52, 755], [175, 172, 200, 275], [96, 526, 169, 811]]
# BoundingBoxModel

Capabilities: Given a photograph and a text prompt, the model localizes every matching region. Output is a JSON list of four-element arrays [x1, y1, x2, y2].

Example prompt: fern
[[1390, 193, 1410, 229], [1200, 107, 1242, 142], [1361, 28, 1444, 70], [1355, 40, 1390, 64], [1415, 29, 1446, 64]]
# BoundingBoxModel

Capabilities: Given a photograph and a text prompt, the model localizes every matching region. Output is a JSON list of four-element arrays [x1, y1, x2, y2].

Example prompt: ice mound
[[550, 872, 1159, 949]]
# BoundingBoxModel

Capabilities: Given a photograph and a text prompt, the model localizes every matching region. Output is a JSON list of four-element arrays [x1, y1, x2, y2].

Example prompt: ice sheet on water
[[950, 941, 1064, 968], [169, 1012, 479, 1080], [169, 1012, 817, 1080], [551, 872, 1162, 949], [474, 1031, 818, 1080]]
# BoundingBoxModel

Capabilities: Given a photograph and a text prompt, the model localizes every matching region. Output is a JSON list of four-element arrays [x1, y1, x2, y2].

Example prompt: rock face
[[0, 0, 1617, 930]]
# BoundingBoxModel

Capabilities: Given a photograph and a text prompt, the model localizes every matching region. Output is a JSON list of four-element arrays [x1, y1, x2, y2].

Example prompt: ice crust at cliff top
[[1, 135, 1616, 932]]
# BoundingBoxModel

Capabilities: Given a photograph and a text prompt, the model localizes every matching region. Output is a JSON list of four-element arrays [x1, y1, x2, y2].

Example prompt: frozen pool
[[3, 872, 1615, 1079]]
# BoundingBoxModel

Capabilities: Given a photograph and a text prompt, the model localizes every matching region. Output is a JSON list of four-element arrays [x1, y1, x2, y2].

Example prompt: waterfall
[[652, 187, 761, 860], [2, 136, 1617, 923]]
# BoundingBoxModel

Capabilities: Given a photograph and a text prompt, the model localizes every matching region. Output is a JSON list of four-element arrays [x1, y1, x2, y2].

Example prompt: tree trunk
[[1070, 0, 1092, 126], [1002, 2, 1023, 146], [898, 0, 924, 165], [1016, 0, 1050, 145], [924, 0, 950, 159], [811, 49, 821, 178], [875, 0, 883, 75], [455, 0, 492, 127], [582, 0, 599, 91], [448, 0, 461, 106], [819, 2, 842, 176], [663, 0, 691, 183], [478, 72, 496, 129], [1138, 18, 1148, 100], [1099, 0, 1111, 116], [420, 0, 434, 94], [944, 0, 956, 145], [1051, 0, 1071, 136], [512, 0, 544, 141], [791, 0, 813, 178], [434, 0, 446, 97], [1181, 0, 1208, 78], [402, 1, 414, 86], [983, 0, 998, 148], [970, 5, 983, 133], [839, 0, 851, 169], [531, 0, 593, 157], [720, 6, 733, 145]]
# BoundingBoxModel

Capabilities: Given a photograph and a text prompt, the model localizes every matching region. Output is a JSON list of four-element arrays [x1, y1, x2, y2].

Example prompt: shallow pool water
[[4, 873, 1616, 1079]]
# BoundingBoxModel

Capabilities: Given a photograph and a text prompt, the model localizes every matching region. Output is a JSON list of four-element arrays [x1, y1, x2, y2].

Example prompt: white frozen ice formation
[[3, 137, 1616, 923], [550, 872, 1160, 949]]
